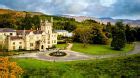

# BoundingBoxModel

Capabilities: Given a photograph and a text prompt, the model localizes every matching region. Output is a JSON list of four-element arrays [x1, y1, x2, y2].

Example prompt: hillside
[[63, 15, 140, 27], [0, 9, 44, 17], [0, 8, 77, 31]]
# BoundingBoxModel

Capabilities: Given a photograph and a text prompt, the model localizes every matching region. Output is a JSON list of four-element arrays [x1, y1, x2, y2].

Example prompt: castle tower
[[40, 18, 53, 34]]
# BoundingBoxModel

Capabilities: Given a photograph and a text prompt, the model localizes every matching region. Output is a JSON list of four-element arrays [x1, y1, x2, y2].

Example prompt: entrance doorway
[[41, 45, 44, 49]]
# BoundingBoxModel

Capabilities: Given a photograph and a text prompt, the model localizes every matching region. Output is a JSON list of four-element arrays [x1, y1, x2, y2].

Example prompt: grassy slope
[[11, 54, 140, 78], [71, 43, 134, 55]]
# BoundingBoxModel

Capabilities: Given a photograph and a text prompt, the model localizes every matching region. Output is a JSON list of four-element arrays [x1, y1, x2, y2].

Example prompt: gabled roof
[[33, 30, 43, 34], [16, 30, 31, 35], [10, 36, 23, 40], [16, 30, 43, 35], [0, 28, 16, 32]]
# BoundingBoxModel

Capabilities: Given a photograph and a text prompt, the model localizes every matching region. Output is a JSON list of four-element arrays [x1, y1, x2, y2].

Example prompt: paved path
[[66, 43, 73, 50], [13, 42, 140, 62]]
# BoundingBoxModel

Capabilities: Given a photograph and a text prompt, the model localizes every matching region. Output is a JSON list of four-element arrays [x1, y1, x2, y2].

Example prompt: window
[[48, 45, 50, 48], [10, 33, 13, 35], [30, 43, 33, 47], [41, 45, 44, 49], [13, 46, 15, 50], [19, 46, 22, 49], [54, 40, 56, 43], [48, 41, 50, 44], [13, 42, 15, 45], [19, 42, 22, 44]]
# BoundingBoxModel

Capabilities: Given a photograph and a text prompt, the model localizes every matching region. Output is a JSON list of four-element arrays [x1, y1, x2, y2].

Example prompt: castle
[[0, 18, 57, 51]]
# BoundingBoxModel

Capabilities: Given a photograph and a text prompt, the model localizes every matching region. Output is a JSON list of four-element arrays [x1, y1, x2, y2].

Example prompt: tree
[[106, 22, 112, 33], [73, 28, 91, 47], [20, 13, 33, 29], [105, 22, 112, 38], [111, 21, 126, 50], [32, 15, 40, 29], [135, 27, 140, 41], [64, 22, 76, 32], [91, 24, 108, 44], [125, 24, 135, 43], [0, 57, 23, 78]]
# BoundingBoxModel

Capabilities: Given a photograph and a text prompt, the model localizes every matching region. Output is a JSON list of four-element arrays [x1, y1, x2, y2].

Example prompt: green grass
[[71, 43, 134, 55], [56, 43, 67, 49], [11, 54, 140, 78]]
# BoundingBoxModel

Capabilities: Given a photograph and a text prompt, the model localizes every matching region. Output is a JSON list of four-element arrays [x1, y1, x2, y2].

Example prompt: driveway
[[13, 42, 140, 62]]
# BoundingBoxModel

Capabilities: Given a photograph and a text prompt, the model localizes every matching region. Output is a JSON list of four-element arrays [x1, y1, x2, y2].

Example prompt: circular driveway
[[13, 50, 92, 61], [13, 42, 140, 62], [37, 50, 92, 61]]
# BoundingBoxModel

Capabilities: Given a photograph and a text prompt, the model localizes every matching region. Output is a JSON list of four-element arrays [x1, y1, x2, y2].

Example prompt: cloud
[[0, 0, 139, 19], [0, 4, 10, 9]]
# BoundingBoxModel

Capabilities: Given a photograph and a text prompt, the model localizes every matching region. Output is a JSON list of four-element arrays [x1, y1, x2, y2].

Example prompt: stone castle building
[[0, 18, 57, 51]]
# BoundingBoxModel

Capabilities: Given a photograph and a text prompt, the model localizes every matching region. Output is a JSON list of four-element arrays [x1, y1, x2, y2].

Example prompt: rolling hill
[[0, 9, 44, 17], [63, 15, 140, 27]]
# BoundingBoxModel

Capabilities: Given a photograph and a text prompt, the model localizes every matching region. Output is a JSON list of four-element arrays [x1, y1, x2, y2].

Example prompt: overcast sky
[[0, 0, 140, 19]]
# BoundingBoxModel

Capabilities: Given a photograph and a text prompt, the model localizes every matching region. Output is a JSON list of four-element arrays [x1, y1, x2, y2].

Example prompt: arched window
[[41, 45, 44, 49]]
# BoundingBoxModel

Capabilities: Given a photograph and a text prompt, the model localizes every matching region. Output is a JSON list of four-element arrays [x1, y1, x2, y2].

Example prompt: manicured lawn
[[11, 54, 140, 78], [56, 43, 67, 49], [71, 43, 134, 55]]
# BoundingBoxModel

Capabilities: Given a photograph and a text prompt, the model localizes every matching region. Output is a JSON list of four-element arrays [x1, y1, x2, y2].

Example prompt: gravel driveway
[[13, 42, 140, 62]]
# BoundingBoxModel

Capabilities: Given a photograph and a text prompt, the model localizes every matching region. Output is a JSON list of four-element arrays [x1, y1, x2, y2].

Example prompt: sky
[[0, 0, 140, 20]]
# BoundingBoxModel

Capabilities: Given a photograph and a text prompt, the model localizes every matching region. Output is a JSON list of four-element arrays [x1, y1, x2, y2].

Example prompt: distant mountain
[[0, 8, 140, 27], [99, 18, 140, 27], [62, 15, 140, 27], [61, 15, 100, 22]]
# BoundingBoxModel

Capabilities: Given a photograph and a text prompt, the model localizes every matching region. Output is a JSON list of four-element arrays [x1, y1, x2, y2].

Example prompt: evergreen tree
[[111, 21, 126, 50], [136, 27, 140, 41], [105, 22, 112, 38], [106, 22, 112, 33], [125, 24, 135, 43]]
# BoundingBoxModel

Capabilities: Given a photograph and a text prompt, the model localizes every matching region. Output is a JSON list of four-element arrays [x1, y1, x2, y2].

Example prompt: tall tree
[[111, 21, 126, 50], [73, 28, 91, 47], [91, 24, 108, 44], [135, 27, 140, 41], [32, 15, 40, 29], [20, 13, 33, 29], [125, 24, 135, 43], [106, 22, 112, 33]]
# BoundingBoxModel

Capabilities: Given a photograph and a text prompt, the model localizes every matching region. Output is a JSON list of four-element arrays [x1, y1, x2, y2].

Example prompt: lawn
[[71, 43, 134, 55], [11, 54, 140, 78], [56, 43, 67, 49]]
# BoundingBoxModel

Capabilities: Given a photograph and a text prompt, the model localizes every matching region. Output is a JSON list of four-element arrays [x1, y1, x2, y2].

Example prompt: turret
[[40, 18, 53, 34]]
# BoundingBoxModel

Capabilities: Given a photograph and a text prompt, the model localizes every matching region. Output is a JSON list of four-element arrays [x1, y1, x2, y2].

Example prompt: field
[[71, 43, 134, 55], [11, 54, 140, 78]]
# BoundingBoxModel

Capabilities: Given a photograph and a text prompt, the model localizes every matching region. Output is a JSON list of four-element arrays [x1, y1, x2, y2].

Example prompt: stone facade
[[0, 18, 57, 51]]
